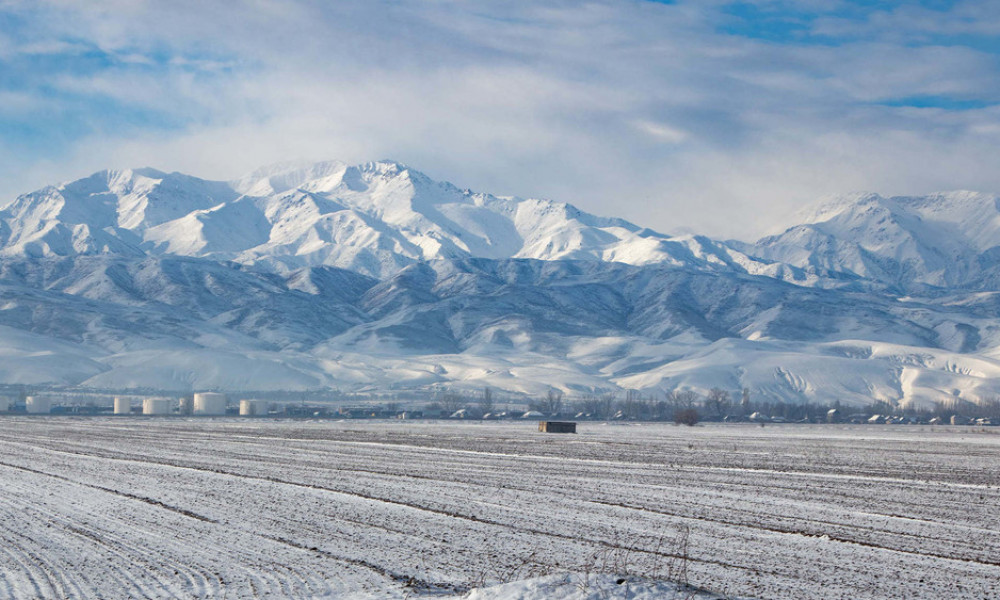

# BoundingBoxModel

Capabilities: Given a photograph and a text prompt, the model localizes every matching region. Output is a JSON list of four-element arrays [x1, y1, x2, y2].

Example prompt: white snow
[[0, 419, 995, 599], [460, 574, 740, 600]]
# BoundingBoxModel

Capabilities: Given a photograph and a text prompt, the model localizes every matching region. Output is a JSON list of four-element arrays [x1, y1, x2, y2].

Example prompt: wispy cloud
[[1, 0, 999, 238]]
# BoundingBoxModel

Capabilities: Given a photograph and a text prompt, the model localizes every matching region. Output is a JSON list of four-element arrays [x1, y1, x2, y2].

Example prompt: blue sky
[[2, 0, 1000, 237]]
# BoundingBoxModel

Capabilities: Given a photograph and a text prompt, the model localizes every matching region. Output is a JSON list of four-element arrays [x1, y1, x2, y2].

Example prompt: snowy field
[[0, 418, 997, 599]]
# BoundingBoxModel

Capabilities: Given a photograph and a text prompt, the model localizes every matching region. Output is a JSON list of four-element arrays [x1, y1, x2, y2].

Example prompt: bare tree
[[983, 397, 1000, 419], [580, 394, 616, 419], [531, 389, 564, 416], [662, 389, 701, 421], [478, 387, 494, 416], [619, 389, 650, 420], [665, 389, 700, 409], [704, 388, 731, 419], [440, 390, 466, 415]]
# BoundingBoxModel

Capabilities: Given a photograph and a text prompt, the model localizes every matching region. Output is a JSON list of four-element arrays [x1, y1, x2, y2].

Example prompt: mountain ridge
[[2, 161, 1000, 407], [739, 190, 1000, 292], [0, 161, 822, 285]]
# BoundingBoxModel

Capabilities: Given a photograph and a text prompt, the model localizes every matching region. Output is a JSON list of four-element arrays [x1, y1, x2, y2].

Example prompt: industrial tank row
[[5, 394, 271, 416]]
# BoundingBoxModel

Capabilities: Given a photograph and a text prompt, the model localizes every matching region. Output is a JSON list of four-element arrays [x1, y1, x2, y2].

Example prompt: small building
[[178, 396, 194, 416], [113, 396, 132, 415], [25, 396, 51, 414], [142, 398, 172, 416], [951, 415, 970, 426], [538, 421, 577, 434], [0, 396, 13, 412], [239, 399, 268, 417], [826, 408, 841, 423]]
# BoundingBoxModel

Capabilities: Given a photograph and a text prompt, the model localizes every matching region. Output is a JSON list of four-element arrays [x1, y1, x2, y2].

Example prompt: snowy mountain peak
[[231, 160, 350, 196], [748, 190, 1000, 290], [0, 160, 780, 279]]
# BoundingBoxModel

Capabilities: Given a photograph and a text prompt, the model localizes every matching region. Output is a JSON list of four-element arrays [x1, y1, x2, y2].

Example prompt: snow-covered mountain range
[[735, 190, 1000, 292], [3, 161, 1000, 408], [0, 161, 808, 282]]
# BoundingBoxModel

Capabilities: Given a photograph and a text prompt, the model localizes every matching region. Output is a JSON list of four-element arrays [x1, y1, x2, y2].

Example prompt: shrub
[[674, 408, 699, 426]]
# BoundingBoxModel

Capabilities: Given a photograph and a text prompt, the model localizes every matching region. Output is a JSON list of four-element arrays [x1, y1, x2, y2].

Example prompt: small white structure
[[178, 396, 194, 416], [193, 392, 227, 416], [143, 398, 172, 416], [113, 396, 132, 415], [26, 396, 51, 414], [0, 396, 13, 412], [239, 399, 268, 417]]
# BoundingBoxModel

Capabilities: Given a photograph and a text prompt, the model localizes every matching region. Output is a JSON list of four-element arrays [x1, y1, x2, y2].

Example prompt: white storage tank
[[239, 399, 268, 417], [193, 392, 227, 416], [142, 398, 172, 416], [113, 396, 132, 415], [26, 396, 51, 414]]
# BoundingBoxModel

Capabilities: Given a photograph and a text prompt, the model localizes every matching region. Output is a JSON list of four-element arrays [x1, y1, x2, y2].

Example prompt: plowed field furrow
[[0, 418, 997, 599]]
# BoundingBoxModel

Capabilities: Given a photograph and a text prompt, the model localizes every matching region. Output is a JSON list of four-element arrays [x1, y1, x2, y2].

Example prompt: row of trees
[[426, 387, 1000, 423], [429, 387, 731, 423]]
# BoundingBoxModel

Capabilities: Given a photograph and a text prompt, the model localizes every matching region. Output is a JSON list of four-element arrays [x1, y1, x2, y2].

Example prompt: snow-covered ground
[[0, 418, 995, 599], [464, 573, 744, 600]]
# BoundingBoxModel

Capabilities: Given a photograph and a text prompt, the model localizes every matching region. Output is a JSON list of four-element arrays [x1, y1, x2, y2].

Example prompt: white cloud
[[634, 120, 689, 144], [1, 0, 1000, 239]]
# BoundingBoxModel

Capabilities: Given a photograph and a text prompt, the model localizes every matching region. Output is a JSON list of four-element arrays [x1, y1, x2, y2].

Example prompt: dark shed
[[538, 421, 577, 434]]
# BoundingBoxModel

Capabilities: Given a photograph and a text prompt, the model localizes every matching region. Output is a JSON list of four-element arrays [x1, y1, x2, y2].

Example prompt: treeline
[[425, 387, 1000, 424]]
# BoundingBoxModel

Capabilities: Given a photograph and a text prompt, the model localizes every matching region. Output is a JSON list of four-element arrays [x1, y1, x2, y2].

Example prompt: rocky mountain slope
[[2, 162, 1000, 407]]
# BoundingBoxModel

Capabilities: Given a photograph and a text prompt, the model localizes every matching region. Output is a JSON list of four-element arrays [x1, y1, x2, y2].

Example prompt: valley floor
[[0, 418, 996, 599]]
